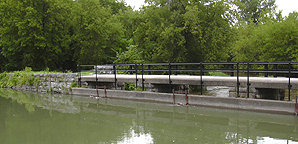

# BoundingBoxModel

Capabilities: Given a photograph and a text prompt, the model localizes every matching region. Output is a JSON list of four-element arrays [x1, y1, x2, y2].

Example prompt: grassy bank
[[0, 67, 76, 89]]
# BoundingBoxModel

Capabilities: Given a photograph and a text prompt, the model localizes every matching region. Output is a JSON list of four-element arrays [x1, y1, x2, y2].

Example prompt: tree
[[0, 0, 129, 71], [99, 0, 129, 14], [114, 39, 144, 64], [0, 47, 7, 72], [70, 0, 127, 65], [232, 12, 298, 62], [232, 0, 276, 23], [132, 0, 234, 63], [0, 0, 74, 71], [183, 0, 234, 62]]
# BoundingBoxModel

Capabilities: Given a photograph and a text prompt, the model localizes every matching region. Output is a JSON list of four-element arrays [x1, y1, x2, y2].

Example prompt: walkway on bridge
[[78, 74, 298, 90]]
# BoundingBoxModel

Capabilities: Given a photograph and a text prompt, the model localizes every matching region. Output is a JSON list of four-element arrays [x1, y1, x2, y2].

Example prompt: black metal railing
[[77, 62, 298, 101]]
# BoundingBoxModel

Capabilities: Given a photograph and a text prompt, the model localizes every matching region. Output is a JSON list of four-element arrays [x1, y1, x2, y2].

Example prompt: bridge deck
[[78, 74, 298, 90]]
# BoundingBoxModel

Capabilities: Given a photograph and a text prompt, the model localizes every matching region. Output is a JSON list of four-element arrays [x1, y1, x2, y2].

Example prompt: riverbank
[[0, 72, 76, 94], [1, 71, 297, 115], [71, 87, 298, 115]]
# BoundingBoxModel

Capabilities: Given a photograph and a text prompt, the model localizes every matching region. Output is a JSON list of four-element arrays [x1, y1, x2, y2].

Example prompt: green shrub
[[24, 67, 32, 72], [0, 72, 9, 88], [125, 83, 135, 91], [8, 72, 20, 86], [125, 82, 145, 91], [70, 82, 78, 87], [34, 76, 41, 88]]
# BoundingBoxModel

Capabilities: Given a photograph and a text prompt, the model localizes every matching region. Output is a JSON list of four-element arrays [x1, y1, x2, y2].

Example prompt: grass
[[6, 67, 76, 75], [208, 72, 228, 76], [79, 71, 94, 76]]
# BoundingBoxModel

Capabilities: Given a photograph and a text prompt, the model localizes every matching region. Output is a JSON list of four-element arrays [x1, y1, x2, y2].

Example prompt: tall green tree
[[98, 0, 129, 14], [131, 0, 234, 63], [232, 0, 276, 23], [0, 47, 7, 72], [0, 0, 73, 71], [233, 12, 298, 62], [183, 0, 234, 62], [71, 0, 127, 65]]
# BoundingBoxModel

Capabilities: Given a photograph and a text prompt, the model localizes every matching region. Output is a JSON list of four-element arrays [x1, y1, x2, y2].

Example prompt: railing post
[[113, 65, 117, 90], [237, 63, 239, 97], [200, 62, 203, 95], [247, 63, 250, 98], [264, 62, 268, 77], [172, 89, 175, 104], [135, 64, 138, 88], [230, 64, 234, 77], [169, 62, 172, 92], [201, 64, 204, 76], [95, 65, 98, 97], [104, 86, 107, 98], [148, 65, 151, 75], [273, 64, 277, 77], [295, 96, 297, 115], [130, 65, 133, 75], [78, 64, 81, 87], [174, 65, 178, 75], [142, 63, 144, 91], [288, 62, 292, 101], [185, 90, 188, 105]]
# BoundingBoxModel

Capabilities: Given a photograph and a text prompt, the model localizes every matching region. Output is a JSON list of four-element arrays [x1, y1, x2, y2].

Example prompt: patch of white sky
[[125, 0, 298, 17], [124, 0, 146, 10], [275, 0, 298, 16]]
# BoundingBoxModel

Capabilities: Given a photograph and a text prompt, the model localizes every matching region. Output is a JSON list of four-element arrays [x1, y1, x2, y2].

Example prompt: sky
[[124, 0, 145, 10], [275, 0, 298, 16], [125, 0, 298, 17]]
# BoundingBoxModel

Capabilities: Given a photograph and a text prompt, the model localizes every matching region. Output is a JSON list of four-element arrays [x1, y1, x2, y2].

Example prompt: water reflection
[[0, 89, 298, 144], [116, 127, 153, 144]]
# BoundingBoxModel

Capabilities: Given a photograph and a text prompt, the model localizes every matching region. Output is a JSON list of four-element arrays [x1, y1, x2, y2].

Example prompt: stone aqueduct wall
[[7, 73, 76, 94]]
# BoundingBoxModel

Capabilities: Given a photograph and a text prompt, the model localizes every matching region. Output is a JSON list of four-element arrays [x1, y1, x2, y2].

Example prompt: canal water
[[0, 89, 298, 144]]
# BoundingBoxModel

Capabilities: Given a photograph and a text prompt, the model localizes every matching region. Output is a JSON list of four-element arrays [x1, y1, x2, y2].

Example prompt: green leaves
[[130, 0, 234, 63], [0, 0, 128, 71], [114, 39, 144, 64], [233, 0, 277, 24], [0, 0, 73, 70], [232, 12, 298, 62], [0, 0, 295, 73], [71, 0, 127, 65]]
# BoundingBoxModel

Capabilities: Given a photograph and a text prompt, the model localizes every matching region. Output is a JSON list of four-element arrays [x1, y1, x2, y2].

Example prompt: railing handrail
[[78, 61, 298, 66]]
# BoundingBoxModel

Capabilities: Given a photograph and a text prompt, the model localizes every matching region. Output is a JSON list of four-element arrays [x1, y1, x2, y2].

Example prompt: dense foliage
[[232, 12, 298, 62], [0, 0, 297, 72]]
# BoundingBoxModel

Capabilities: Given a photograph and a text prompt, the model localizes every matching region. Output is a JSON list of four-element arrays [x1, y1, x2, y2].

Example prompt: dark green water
[[0, 89, 298, 144]]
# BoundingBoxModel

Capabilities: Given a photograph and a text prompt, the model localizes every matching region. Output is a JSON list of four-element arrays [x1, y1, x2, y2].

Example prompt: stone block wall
[[7, 73, 76, 94]]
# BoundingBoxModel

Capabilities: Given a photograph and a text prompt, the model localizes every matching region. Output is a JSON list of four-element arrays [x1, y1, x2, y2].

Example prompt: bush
[[70, 82, 78, 87], [0, 72, 9, 88], [125, 82, 145, 91], [125, 83, 135, 91]]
